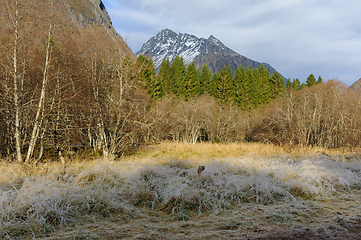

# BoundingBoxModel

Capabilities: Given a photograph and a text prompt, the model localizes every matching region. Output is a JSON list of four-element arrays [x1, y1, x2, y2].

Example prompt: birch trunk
[[11, 0, 22, 163], [24, 2, 53, 163]]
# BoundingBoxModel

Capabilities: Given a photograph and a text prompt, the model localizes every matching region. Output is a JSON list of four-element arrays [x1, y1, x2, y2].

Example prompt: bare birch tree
[[1, 0, 54, 163], [85, 56, 149, 158], [0, 0, 25, 162], [12, 0, 22, 163], [24, 0, 54, 163]]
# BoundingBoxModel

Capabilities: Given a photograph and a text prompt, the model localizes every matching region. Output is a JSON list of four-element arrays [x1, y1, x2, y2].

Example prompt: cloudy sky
[[102, 0, 361, 85]]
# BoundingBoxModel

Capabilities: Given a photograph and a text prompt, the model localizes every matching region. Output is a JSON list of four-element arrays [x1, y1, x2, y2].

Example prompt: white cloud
[[103, 0, 361, 85]]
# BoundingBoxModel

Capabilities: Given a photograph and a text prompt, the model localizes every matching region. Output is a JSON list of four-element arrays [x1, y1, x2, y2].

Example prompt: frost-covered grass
[[1, 143, 361, 238]]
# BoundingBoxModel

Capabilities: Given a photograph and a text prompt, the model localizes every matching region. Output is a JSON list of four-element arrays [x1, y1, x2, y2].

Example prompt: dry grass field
[[1, 142, 361, 239]]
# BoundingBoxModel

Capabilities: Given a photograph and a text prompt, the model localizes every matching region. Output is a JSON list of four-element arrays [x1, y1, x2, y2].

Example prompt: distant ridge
[[137, 29, 281, 76]]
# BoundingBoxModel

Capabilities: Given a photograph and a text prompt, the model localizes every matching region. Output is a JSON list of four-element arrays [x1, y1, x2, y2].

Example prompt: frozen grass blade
[[1, 152, 361, 238]]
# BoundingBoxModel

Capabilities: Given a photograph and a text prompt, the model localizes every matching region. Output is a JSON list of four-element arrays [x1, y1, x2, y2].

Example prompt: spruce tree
[[215, 65, 233, 103], [258, 64, 271, 103], [306, 74, 316, 87], [210, 73, 219, 98], [286, 78, 292, 89], [233, 65, 250, 110], [148, 74, 163, 99], [292, 78, 301, 91], [227, 65, 233, 93], [200, 63, 212, 95], [247, 67, 259, 108], [300, 83, 306, 90], [269, 72, 284, 98], [227, 65, 233, 79], [253, 68, 264, 104], [136, 54, 156, 93], [158, 58, 172, 94], [317, 76, 323, 84], [171, 56, 186, 96], [184, 62, 200, 100]]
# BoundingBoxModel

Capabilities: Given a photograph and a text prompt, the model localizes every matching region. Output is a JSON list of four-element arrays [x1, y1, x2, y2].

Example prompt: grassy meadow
[[1, 142, 361, 239]]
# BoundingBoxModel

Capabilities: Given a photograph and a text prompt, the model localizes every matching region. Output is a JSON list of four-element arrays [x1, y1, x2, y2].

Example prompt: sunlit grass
[[1, 142, 361, 238], [125, 142, 358, 162]]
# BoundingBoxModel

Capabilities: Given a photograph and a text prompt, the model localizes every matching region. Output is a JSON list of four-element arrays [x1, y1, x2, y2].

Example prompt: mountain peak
[[157, 29, 177, 37], [160, 28, 175, 33], [208, 35, 217, 40], [137, 29, 280, 76]]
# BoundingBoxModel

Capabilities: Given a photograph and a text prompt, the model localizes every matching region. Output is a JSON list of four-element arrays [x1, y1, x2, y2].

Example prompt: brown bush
[[144, 95, 249, 144], [252, 80, 361, 149]]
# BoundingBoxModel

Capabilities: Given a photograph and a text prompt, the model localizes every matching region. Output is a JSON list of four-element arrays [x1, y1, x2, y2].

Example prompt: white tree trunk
[[11, 0, 22, 163], [25, 2, 53, 163]]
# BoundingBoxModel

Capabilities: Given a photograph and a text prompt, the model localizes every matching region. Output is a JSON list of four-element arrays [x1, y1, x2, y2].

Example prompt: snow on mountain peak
[[136, 29, 281, 77], [137, 29, 208, 68]]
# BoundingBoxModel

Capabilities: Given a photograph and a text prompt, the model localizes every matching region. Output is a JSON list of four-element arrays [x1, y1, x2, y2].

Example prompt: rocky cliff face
[[66, 0, 117, 36], [137, 29, 280, 75], [63, 0, 133, 56], [0, 0, 134, 60]]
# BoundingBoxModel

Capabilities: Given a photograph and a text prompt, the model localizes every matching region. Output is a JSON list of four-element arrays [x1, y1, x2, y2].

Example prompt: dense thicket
[[0, 0, 140, 162], [252, 81, 361, 149]]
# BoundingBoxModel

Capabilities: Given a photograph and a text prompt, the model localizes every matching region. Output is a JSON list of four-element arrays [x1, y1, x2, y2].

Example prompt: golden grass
[[124, 142, 360, 163], [2, 142, 361, 239], [135, 142, 285, 159], [1, 142, 358, 182]]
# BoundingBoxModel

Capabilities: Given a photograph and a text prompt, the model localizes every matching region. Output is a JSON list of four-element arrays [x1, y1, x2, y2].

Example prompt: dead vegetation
[[1, 143, 361, 239]]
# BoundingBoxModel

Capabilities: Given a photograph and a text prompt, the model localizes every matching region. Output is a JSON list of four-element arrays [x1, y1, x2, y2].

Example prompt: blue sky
[[102, 0, 361, 85]]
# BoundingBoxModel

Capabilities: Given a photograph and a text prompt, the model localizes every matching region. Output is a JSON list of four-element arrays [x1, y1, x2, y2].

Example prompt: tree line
[[137, 55, 323, 110]]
